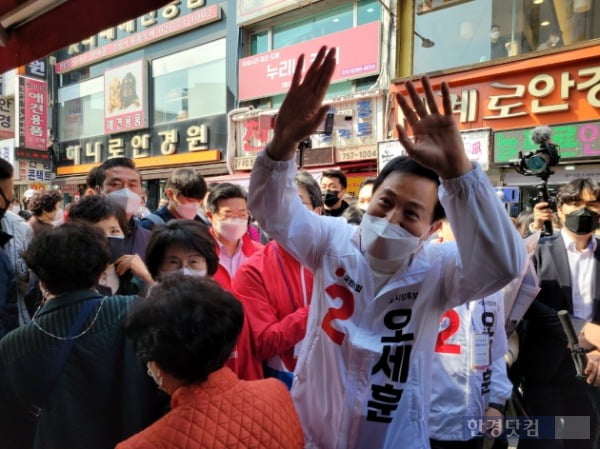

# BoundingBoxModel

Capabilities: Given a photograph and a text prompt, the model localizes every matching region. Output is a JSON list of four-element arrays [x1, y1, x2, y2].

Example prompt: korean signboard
[[0, 96, 14, 139], [392, 46, 600, 132], [56, 2, 220, 73], [239, 21, 380, 101], [18, 160, 52, 183], [17, 77, 48, 151], [57, 116, 225, 176], [0, 139, 15, 166], [21, 59, 47, 80], [104, 60, 148, 134], [494, 120, 600, 164]]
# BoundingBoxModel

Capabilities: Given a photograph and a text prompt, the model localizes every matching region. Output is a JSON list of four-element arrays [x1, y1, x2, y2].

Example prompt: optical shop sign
[[238, 21, 380, 101], [393, 47, 600, 132], [494, 120, 600, 164]]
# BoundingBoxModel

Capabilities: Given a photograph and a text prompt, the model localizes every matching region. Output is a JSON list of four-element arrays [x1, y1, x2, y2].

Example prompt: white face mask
[[178, 267, 207, 278], [175, 202, 199, 220], [52, 208, 64, 227], [107, 188, 143, 216], [359, 214, 424, 273], [146, 362, 163, 389], [490, 31, 500, 40], [215, 218, 248, 242]]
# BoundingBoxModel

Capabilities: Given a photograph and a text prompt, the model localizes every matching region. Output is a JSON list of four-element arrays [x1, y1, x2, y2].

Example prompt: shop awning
[[0, 0, 171, 73]]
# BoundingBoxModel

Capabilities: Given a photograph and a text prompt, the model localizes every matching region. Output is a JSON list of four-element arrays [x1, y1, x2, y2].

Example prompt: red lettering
[[321, 284, 355, 345], [435, 309, 461, 354]]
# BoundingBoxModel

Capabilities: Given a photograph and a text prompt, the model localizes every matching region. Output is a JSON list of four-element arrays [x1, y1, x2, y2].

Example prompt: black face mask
[[0, 187, 10, 220], [564, 207, 600, 235], [322, 190, 340, 208], [108, 236, 125, 263]]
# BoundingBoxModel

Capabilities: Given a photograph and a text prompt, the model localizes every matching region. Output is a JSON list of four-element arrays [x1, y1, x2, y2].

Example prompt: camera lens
[[525, 153, 550, 174]]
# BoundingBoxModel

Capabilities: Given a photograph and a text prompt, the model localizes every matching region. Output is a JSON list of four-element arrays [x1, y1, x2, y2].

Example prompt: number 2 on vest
[[321, 284, 355, 345], [435, 309, 461, 354]]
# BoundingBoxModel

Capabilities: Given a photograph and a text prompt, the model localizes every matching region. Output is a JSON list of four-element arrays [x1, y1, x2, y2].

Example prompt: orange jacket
[[115, 367, 304, 449]]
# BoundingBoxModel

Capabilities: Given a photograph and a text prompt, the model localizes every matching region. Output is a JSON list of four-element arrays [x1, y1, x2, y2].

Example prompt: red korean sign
[[238, 21, 380, 101], [18, 77, 48, 151]]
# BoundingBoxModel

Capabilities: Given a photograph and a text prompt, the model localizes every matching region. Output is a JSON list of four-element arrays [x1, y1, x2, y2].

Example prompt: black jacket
[[0, 290, 166, 449]]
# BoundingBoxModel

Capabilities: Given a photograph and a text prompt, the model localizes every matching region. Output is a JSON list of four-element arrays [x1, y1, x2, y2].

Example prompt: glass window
[[58, 77, 104, 140], [273, 4, 353, 49], [251, 30, 269, 54], [413, 0, 600, 74], [357, 0, 382, 25], [152, 39, 226, 124]]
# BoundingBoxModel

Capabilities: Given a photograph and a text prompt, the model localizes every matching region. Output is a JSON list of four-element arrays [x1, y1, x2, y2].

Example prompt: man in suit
[[520, 178, 600, 449]]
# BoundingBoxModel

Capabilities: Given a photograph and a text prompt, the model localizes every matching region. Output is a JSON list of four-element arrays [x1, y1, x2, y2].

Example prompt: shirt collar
[[37, 289, 102, 316], [561, 228, 597, 252], [215, 237, 242, 255]]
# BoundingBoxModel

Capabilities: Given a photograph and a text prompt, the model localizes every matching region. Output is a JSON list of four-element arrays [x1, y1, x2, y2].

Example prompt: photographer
[[529, 201, 562, 235], [519, 178, 600, 449]]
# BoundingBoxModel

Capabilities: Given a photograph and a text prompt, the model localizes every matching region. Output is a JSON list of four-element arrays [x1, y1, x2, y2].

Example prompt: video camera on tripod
[[511, 126, 561, 236]]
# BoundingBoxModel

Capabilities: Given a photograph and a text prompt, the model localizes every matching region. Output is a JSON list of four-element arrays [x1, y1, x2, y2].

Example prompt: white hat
[[24, 189, 37, 200]]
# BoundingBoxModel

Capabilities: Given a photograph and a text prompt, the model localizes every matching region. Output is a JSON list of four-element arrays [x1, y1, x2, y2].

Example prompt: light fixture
[[541, 20, 550, 26], [332, 18, 340, 23], [414, 30, 435, 48], [366, 7, 374, 13], [533, 0, 544, 4], [565, 165, 576, 171]]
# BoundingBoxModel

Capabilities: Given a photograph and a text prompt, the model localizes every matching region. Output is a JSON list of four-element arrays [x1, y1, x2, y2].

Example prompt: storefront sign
[[461, 129, 490, 171], [0, 139, 15, 166], [233, 156, 257, 171], [56, 3, 221, 73], [503, 164, 600, 186], [392, 46, 600, 132], [18, 160, 52, 182], [15, 148, 50, 160], [239, 22, 380, 101], [302, 147, 334, 167], [17, 77, 48, 151], [21, 59, 47, 80], [335, 146, 377, 163], [377, 139, 407, 173], [0, 96, 14, 139], [494, 120, 600, 164], [104, 60, 148, 133], [57, 116, 225, 175]]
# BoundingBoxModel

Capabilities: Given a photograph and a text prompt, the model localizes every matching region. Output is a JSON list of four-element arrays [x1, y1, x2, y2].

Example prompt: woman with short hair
[[117, 274, 304, 449]]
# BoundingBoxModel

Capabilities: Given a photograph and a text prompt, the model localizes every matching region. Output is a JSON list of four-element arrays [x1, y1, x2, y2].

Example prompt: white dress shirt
[[561, 229, 597, 320], [216, 238, 245, 277]]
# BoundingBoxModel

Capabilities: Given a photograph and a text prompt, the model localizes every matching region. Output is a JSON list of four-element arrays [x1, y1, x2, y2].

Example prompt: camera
[[511, 126, 561, 236]]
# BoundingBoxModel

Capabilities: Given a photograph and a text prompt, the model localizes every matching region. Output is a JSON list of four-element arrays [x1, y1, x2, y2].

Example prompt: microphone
[[558, 310, 588, 379]]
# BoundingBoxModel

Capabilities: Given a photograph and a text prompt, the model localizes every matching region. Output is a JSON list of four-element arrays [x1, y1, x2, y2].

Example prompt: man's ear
[[205, 209, 214, 223], [426, 219, 444, 240], [165, 188, 175, 201]]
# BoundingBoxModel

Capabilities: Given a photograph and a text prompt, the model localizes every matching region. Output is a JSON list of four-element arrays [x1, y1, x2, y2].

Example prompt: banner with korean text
[[17, 77, 48, 151], [104, 60, 148, 134]]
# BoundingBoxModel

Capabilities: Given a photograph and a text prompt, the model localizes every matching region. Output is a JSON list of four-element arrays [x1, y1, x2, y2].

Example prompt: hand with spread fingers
[[395, 76, 472, 180], [267, 46, 337, 161]]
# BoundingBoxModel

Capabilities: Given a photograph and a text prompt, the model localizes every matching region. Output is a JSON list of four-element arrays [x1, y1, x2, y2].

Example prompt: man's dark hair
[[321, 169, 348, 190], [0, 158, 13, 180], [125, 274, 243, 384], [166, 168, 207, 200], [342, 206, 364, 226], [28, 190, 62, 216], [295, 170, 323, 209], [556, 178, 600, 209], [68, 195, 128, 234], [145, 220, 218, 279], [373, 156, 445, 222], [95, 157, 140, 188], [206, 183, 247, 213], [359, 177, 377, 191], [22, 222, 110, 294], [86, 166, 99, 190]]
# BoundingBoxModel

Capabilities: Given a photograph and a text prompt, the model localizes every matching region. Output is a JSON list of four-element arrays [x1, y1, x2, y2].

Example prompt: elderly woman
[[145, 220, 262, 380], [27, 190, 62, 236], [0, 222, 164, 449], [116, 275, 304, 449]]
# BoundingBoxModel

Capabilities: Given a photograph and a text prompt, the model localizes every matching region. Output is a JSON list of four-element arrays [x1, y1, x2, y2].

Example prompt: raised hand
[[395, 76, 472, 179], [268, 46, 337, 161]]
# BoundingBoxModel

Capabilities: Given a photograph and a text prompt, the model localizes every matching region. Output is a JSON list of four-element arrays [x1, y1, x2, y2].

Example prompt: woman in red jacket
[[116, 275, 304, 449]]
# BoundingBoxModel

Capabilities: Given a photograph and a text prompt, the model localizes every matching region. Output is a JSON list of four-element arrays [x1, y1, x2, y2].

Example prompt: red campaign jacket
[[232, 241, 313, 371], [210, 230, 263, 381], [115, 366, 304, 449]]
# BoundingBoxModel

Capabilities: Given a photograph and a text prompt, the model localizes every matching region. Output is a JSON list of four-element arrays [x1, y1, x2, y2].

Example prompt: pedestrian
[[248, 46, 525, 449], [115, 274, 304, 449]]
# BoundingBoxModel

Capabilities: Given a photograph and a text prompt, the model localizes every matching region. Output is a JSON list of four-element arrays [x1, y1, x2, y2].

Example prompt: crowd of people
[[0, 46, 598, 449]]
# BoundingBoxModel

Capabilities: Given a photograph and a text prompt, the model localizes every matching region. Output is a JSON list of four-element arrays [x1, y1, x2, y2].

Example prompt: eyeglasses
[[216, 211, 249, 220]]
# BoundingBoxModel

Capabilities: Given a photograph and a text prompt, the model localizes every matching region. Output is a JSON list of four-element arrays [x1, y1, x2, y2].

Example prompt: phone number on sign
[[337, 148, 377, 162]]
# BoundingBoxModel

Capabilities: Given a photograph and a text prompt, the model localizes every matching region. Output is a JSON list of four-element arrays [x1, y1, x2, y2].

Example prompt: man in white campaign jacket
[[248, 47, 525, 449]]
